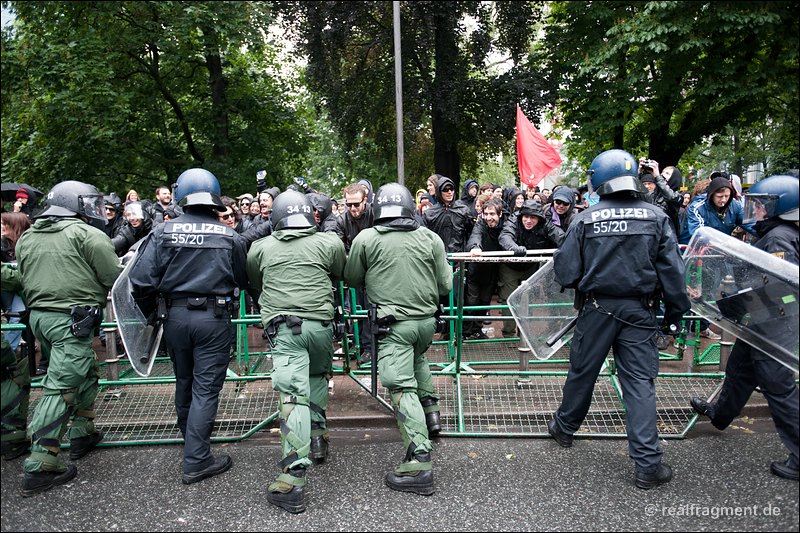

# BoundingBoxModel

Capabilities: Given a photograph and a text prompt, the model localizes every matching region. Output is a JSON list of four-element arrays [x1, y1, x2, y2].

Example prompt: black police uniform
[[552, 196, 690, 473], [701, 217, 799, 474], [129, 209, 248, 475]]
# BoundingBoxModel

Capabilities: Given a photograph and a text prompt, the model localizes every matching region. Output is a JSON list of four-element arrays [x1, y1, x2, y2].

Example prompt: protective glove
[[513, 245, 527, 257], [662, 309, 684, 335]]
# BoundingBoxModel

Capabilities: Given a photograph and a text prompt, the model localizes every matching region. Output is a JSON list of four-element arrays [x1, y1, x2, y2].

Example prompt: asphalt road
[[1, 418, 797, 532]]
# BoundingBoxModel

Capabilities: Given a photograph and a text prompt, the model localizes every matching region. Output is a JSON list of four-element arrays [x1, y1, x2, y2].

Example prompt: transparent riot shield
[[508, 258, 577, 360], [110, 250, 162, 377], [684, 227, 799, 372]]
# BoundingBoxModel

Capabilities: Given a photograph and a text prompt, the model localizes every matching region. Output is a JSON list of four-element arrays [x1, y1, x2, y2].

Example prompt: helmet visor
[[594, 175, 645, 197], [79, 194, 106, 220], [743, 193, 778, 224]]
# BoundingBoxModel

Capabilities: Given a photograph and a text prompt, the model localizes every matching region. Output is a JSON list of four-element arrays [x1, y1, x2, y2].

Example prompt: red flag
[[516, 104, 562, 188]]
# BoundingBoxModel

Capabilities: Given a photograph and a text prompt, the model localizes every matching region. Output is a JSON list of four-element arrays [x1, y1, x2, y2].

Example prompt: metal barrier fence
[[3, 252, 726, 446]]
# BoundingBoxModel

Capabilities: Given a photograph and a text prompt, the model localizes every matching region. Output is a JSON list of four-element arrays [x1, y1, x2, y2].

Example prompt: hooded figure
[[679, 176, 756, 244], [460, 179, 479, 217], [544, 187, 577, 230], [421, 175, 473, 253]]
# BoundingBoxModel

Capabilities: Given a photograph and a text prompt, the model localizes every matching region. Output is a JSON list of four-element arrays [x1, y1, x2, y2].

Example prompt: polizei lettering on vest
[[590, 208, 649, 222], [172, 223, 228, 234]]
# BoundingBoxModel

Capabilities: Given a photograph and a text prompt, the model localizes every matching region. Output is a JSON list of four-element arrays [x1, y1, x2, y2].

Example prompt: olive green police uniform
[[247, 200, 346, 514], [345, 183, 452, 495], [16, 215, 121, 493]]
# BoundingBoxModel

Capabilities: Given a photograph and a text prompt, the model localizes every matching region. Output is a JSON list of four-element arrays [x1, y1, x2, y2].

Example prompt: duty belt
[[588, 292, 654, 308], [167, 296, 230, 307]]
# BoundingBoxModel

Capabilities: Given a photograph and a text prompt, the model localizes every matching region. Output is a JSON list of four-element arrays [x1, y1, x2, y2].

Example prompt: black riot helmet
[[270, 190, 316, 230], [174, 168, 224, 210], [39, 180, 106, 230], [373, 183, 416, 222]]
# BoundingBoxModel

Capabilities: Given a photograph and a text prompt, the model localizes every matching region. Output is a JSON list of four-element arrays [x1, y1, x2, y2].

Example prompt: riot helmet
[[373, 183, 416, 221], [588, 149, 644, 197], [743, 175, 799, 223], [39, 181, 105, 230], [174, 168, 224, 210], [270, 190, 315, 230]]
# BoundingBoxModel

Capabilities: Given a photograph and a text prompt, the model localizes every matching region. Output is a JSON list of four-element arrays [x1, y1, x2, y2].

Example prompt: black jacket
[[422, 176, 473, 253], [129, 208, 248, 314], [499, 202, 564, 271], [553, 195, 690, 319]]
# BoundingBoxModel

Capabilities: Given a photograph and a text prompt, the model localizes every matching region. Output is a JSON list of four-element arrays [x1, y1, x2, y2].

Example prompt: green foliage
[[1, 1, 311, 198], [274, 1, 547, 189], [538, 1, 799, 172]]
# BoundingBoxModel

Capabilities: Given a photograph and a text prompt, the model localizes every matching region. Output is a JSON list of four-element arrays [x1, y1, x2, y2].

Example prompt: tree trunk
[[431, 5, 461, 188], [205, 27, 230, 162]]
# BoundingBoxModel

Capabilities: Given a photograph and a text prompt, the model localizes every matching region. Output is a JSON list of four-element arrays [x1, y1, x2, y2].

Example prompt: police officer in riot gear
[[548, 149, 690, 489], [344, 183, 452, 496], [15, 180, 122, 496], [247, 190, 346, 514], [691, 174, 799, 480], [129, 168, 248, 485]]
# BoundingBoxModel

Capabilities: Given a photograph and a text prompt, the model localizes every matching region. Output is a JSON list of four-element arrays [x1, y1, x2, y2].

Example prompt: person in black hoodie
[[544, 187, 578, 231], [460, 179, 479, 218], [422, 175, 473, 254], [462, 198, 505, 339], [497, 200, 564, 337], [111, 201, 153, 256]]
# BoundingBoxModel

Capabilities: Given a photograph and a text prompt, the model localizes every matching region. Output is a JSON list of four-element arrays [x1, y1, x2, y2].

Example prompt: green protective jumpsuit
[[15, 218, 122, 473], [246, 226, 346, 491], [344, 224, 452, 473], [1, 264, 30, 457]]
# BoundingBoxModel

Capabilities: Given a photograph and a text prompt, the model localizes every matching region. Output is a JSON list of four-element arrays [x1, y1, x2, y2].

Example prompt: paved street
[[1, 417, 797, 532]]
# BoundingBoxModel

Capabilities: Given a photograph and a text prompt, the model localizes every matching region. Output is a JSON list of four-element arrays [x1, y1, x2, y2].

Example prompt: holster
[[69, 305, 101, 338], [266, 315, 303, 340], [332, 305, 345, 341], [213, 296, 228, 318]]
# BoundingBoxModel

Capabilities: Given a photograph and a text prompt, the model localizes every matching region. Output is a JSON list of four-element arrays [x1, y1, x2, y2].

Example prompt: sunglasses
[[219, 213, 235, 220], [441, 187, 454, 193], [554, 200, 570, 206], [346, 201, 363, 208], [240, 201, 250, 207]]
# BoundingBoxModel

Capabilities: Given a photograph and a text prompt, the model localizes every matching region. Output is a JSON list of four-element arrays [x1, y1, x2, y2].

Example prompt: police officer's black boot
[[420, 398, 441, 436], [635, 462, 673, 489], [384, 451, 435, 496], [69, 430, 104, 460], [267, 467, 306, 514], [22, 464, 78, 497], [310, 422, 329, 464]]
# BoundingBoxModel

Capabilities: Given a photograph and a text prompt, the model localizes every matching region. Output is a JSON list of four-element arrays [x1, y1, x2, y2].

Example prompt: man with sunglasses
[[544, 187, 578, 231], [335, 183, 376, 365], [422, 175, 472, 254]]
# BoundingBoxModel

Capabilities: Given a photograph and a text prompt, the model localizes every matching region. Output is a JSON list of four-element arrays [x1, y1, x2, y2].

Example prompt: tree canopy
[[538, 1, 799, 176], [1, 1, 797, 201], [275, 1, 548, 191], [1, 1, 312, 196]]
